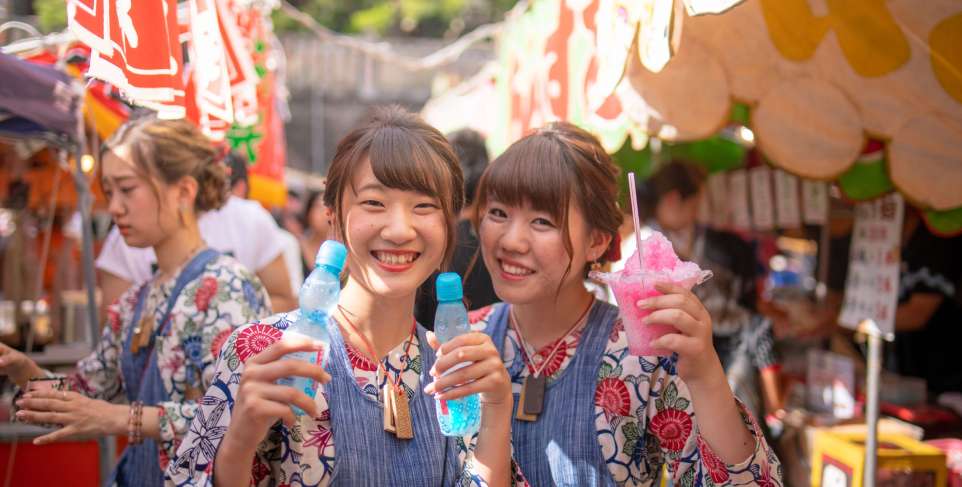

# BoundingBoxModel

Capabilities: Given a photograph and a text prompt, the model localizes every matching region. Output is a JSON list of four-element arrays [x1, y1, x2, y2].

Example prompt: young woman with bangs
[[469, 122, 783, 486], [167, 106, 516, 486]]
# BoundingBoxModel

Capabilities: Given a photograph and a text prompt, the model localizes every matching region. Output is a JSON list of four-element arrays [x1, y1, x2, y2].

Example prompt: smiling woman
[[168, 106, 520, 487], [0, 116, 271, 487]]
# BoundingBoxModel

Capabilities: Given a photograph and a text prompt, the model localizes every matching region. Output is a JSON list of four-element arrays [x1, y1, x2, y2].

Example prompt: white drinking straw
[[627, 172, 644, 268]]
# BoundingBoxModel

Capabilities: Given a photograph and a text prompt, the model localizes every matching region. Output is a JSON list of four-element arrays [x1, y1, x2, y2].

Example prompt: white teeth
[[502, 262, 534, 276], [375, 252, 417, 265]]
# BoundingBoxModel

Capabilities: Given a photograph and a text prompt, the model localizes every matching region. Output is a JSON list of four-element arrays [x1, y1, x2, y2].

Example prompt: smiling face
[[472, 122, 621, 306], [479, 197, 609, 305], [339, 158, 448, 299], [101, 145, 181, 248]]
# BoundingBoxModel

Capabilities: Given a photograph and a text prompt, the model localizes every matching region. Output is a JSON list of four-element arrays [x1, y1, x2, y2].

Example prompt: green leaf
[[598, 361, 614, 379], [655, 398, 665, 413], [228, 355, 240, 371], [621, 421, 641, 457], [675, 397, 690, 411], [408, 355, 423, 374], [663, 382, 678, 409], [680, 464, 696, 487]]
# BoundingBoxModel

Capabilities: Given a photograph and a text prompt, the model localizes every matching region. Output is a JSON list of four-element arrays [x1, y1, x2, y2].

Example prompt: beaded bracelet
[[128, 401, 144, 445]]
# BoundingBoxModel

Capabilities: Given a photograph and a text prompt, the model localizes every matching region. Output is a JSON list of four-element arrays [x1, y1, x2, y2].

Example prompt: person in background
[[97, 150, 296, 312], [298, 187, 332, 275], [635, 160, 784, 430], [414, 128, 498, 328], [0, 117, 271, 486]]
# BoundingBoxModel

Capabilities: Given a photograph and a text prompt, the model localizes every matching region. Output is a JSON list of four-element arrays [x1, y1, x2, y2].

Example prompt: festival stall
[[0, 1, 288, 483], [424, 0, 962, 484], [0, 49, 110, 486]]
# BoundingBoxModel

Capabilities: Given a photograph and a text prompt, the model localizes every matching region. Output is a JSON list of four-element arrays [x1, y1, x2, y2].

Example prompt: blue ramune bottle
[[434, 272, 482, 436], [277, 240, 347, 415]]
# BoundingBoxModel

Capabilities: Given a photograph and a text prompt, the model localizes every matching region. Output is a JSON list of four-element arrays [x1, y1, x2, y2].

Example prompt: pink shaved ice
[[590, 230, 711, 356]]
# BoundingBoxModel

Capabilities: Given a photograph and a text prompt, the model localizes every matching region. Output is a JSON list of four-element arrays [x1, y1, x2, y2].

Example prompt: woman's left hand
[[423, 331, 512, 409], [640, 282, 724, 385], [15, 390, 125, 445]]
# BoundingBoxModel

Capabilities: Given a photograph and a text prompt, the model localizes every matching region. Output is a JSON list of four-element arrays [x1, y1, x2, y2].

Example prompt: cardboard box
[[812, 431, 947, 487]]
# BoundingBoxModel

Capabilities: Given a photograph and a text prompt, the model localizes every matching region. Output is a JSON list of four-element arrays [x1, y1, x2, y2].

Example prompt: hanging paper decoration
[[707, 172, 730, 228], [227, 12, 287, 207], [749, 165, 774, 230], [773, 168, 801, 229], [216, 0, 259, 127], [187, 0, 235, 141], [802, 179, 829, 225], [67, 0, 185, 119], [728, 169, 751, 230]]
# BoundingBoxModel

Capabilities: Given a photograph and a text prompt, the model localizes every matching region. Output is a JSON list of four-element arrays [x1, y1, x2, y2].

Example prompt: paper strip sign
[[728, 169, 751, 231], [750, 165, 774, 230], [802, 179, 829, 225], [838, 193, 903, 334], [708, 172, 731, 229], [774, 169, 801, 229]]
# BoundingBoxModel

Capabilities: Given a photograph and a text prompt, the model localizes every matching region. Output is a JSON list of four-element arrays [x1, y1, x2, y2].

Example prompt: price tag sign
[[838, 193, 903, 334]]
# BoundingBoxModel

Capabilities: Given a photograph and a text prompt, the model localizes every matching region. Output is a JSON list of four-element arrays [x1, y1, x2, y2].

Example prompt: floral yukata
[[167, 310, 523, 486], [66, 254, 270, 469], [473, 301, 783, 486]]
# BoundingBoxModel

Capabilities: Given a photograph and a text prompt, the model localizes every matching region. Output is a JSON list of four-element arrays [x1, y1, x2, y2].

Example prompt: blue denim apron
[[486, 301, 619, 487], [111, 249, 219, 487], [326, 320, 459, 485]]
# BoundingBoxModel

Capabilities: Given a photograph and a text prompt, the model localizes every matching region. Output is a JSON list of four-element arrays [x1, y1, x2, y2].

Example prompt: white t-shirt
[[96, 196, 285, 285], [276, 228, 304, 296]]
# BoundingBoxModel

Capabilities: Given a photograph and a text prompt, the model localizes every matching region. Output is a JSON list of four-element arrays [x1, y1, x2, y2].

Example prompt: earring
[[590, 260, 602, 272]]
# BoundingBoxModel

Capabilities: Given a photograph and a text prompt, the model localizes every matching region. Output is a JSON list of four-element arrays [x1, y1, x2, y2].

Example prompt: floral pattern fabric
[[65, 254, 270, 468], [470, 304, 783, 486], [167, 311, 518, 486]]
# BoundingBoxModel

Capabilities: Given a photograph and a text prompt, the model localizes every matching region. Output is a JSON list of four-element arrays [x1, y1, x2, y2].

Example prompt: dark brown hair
[[473, 122, 622, 281], [637, 160, 707, 219], [323, 105, 464, 267], [101, 117, 228, 212]]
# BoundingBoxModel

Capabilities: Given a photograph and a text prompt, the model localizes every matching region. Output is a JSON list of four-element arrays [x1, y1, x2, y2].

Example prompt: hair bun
[[195, 158, 229, 212]]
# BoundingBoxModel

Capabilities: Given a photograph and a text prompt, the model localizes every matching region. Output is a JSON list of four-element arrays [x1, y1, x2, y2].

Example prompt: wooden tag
[[393, 387, 414, 440], [382, 384, 396, 433], [522, 374, 547, 416], [515, 375, 545, 421], [131, 315, 155, 354]]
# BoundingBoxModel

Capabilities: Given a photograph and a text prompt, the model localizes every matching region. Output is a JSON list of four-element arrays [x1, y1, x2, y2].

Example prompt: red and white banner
[[187, 0, 234, 140], [216, 0, 259, 127], [68, 0, 185, 118]]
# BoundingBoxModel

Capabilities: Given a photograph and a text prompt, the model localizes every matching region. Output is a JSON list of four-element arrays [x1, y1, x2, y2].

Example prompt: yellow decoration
[[248, 173, 286, 209], [811, 430, 946, 487], [930, 12, 962, 105], [760, 0, 910, 77]]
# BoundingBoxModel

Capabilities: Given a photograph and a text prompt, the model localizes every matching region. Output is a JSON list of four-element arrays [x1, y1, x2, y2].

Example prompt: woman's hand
[[16, 390, 126, 445], [424, 331, 511, 409], [640, 282, 724, 386], [0, 343, 43, 388], [222, 336, 331, 448]]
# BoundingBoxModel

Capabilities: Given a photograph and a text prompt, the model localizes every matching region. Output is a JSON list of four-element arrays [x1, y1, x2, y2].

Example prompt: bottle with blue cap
[[433, 272, 482, 436], [277, 240, 347, 415]]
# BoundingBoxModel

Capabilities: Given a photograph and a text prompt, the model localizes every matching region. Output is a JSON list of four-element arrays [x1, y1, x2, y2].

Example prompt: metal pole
[[857, 319, 893, 487]]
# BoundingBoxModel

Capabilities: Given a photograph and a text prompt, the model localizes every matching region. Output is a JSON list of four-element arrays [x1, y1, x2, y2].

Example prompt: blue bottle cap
[[435, 272, 463, 302], [316, 240, 347, 272]]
